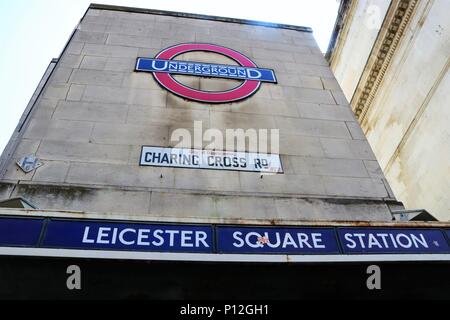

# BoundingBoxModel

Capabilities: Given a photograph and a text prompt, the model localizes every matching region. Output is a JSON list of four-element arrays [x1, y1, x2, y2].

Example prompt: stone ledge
[[89, 3, 313, 33]]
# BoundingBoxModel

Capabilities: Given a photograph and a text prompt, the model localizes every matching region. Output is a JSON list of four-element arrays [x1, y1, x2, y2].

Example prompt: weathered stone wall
[[329, 0, 449, 220], [0, 6, 396, 222], [330, 0, 391, 99]]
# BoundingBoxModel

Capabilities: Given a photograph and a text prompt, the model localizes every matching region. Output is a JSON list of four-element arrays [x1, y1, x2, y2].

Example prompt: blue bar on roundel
[[43, 220, 214, 254], [136, 58, 277, 83], [216, 226, 340, 254], [0, 217, 44, 247], [338, 228, 450, 254]]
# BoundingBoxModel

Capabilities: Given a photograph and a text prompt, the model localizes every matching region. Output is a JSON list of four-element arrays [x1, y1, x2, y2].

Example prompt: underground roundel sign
[[136, 43, 277, 104]]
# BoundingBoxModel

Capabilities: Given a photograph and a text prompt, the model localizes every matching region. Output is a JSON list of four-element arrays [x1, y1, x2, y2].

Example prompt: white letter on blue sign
[[233, 232, 245, 248], [82, 227, 95, 244], [152, 60, 168, 71], [120, 229, 136, 246], [312, 233, 325, 249], [247, 69, 262, 79], [196, 231, 210, 248], [152, 230, 164, 247], [344, 233, 357, 249], [97, 227, 111, 244]]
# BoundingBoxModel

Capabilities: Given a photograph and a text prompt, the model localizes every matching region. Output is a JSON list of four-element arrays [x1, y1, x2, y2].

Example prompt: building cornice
[[351, 0, 418, 121], [326, 0, 355, 63], [89, 3, 313, 33]]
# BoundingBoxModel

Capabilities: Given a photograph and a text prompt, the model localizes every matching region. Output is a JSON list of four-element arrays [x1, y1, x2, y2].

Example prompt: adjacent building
[[327, 0, 450, 221]]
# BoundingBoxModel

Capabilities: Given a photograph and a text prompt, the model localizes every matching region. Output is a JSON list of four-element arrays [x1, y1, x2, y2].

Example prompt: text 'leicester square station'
[[0, 3, 448, 299]]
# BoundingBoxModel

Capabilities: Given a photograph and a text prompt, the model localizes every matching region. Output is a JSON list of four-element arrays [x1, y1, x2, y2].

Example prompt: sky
[[0, 0, 340, 155]]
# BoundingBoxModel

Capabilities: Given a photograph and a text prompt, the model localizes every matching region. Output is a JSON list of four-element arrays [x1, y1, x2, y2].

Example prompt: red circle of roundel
[[153, 43, 261, 104]]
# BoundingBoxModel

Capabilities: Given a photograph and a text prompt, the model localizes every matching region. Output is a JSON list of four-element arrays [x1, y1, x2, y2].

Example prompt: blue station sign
[[0, 216, 449, 256], [217, 226, 339, 254], [338, 228, 450, 254], [0, 218, 44, 247], [43, 220, 213, 253]]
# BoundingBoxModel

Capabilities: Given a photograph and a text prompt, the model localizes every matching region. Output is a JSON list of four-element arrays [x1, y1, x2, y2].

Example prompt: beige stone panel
[[78, 22, 108, 33], [210, 112, 277, 130], [24, 119, 93, 143], [281, 87, 336, 104], [80, 56, 136, 73], [215, 196, 277, 220], [230, 98, 299, 117], [91, 123, 169, 146], [127, 106, 210, 128], [208, 26, 250, 40], [150, 192, 216, 218], [105, 23, 150, 37], [82, 85, 167, 107], [122, 72, 161, 90], [256, 41, 312, 54], [252, 48, 295, 62], [66, 42, 84, 55], [323, 177, 388, 198], [276, 74, 323, 89], [33, 161, 70, 183], [43, 85, 69, 100], [2, 161, 34, 182], [289, 156, 369, 178], [297, 103, 355, 121], [67, 84, 86, 101], [279, 135, 324, 157], [69, 69, 125, 86], [51, 67, 73, 84], [106, 34, 161, 49], [73, 189, 151, 216], [59, 54, 83, 69], [13, 139, 41, 158], [320, 138, 377, 160], [31, 99, 58, 120], [284, 62, 335, 78], [248, 59, 285, 72], [239, 172, 325, 195], [174, 169, 240, 192], [250, 27, 293, 44], [74, 30, 108, 44], [275, 198, 391, 221], [66, 162, 175, 189], [191, 33, 253, 55], [275, 117, 351, 139], [54, 101, 128, 124], [82, 43, 139, 58], [37, 140, 130, 164], [293, 53, 328, 66], [14, 184, 152, 216]]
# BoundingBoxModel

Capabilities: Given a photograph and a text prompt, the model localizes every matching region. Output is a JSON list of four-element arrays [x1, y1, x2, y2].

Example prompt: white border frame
[[0, 247, 449, 263]]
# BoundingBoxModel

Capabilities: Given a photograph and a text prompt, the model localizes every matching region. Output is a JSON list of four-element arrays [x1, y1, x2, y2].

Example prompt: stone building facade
[[327, 0, 449, 221], [1, 3, 450, 300], [0, 4, 400, 223]]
